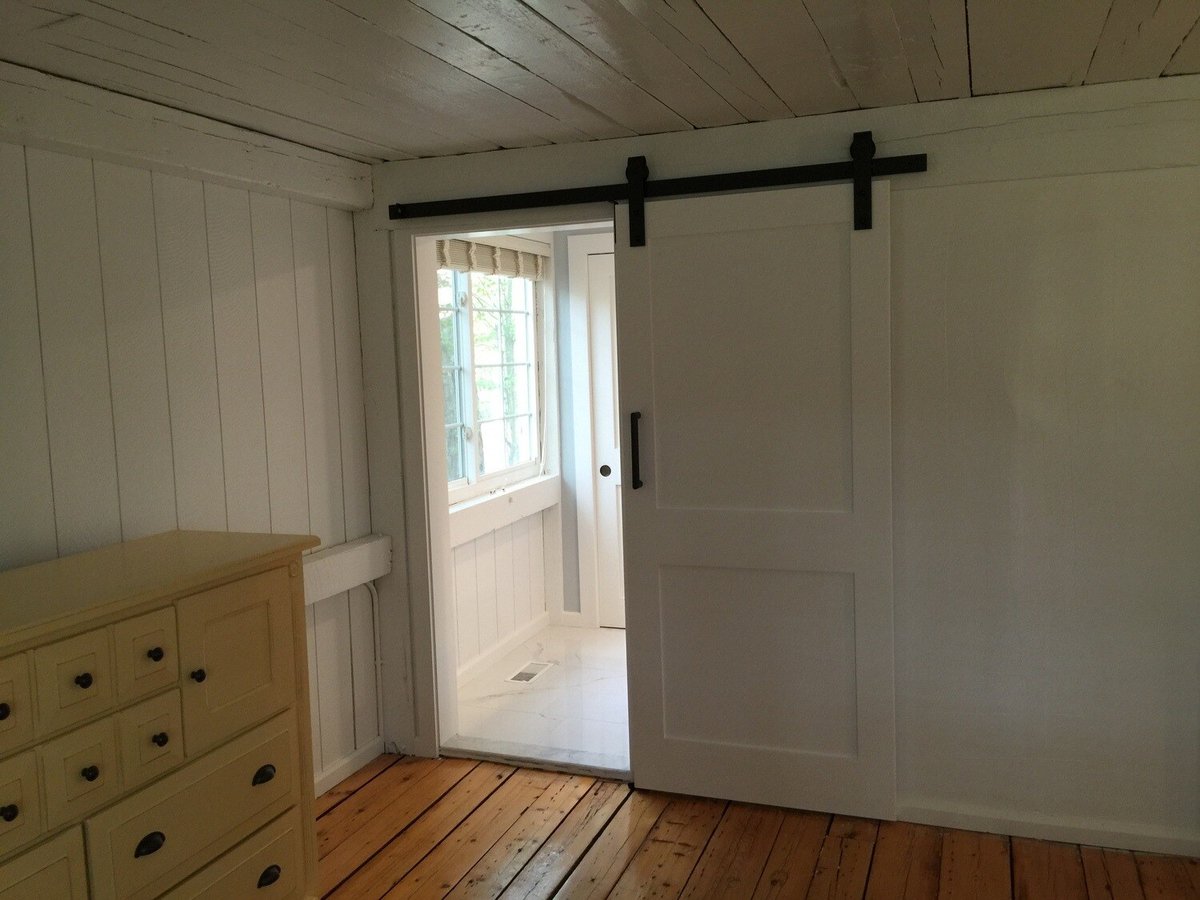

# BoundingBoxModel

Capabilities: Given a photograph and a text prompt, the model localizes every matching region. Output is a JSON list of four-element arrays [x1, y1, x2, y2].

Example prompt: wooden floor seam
[[314, 754, 1200, 899]]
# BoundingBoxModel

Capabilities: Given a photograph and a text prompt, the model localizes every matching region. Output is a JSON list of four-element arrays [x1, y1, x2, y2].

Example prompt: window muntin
[[439, 268, 540, 496]]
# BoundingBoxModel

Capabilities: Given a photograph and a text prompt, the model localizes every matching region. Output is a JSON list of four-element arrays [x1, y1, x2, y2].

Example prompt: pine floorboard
[[315, 755, 1200, 899]]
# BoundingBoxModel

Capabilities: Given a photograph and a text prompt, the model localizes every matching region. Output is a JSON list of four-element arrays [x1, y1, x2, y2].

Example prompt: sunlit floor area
[[443, 625, 629, 773]]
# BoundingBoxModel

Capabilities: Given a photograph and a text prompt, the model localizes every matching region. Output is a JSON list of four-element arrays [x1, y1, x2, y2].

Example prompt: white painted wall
[[361, 75, 1200, 853], [0, 137, 378, 792]]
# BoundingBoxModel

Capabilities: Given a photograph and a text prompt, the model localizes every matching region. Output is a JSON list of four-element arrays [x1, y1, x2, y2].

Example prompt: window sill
[[448, 473, 560, 548]]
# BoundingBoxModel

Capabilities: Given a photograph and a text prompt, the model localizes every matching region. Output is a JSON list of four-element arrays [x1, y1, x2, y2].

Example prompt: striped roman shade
[[436, 239, 547, 281]]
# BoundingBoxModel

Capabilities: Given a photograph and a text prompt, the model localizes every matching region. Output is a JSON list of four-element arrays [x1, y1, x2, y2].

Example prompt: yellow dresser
[[0, 531, 319, 899]]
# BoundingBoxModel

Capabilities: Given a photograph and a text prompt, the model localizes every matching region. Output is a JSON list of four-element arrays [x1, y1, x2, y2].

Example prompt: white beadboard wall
[[451, 511, 548, 674], [0, 140, 378, 789]]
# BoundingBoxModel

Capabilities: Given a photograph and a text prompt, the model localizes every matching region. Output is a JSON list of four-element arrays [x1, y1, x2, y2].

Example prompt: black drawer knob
[[251, 764, 276, 786], [257, 864, 282, 888], [189, 669, 207, 683], [74, 672, 94, 689], [0, 702, 10, 721], [146, 646, 165, 662], [134, 831, 166, 858], [151, 731, 169, 748], [0, 804, 17, 823], [80, 765, 100, 782]]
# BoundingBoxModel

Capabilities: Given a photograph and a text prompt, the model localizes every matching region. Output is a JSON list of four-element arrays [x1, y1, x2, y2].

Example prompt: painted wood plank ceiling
[[2, 0, 1198, 162]]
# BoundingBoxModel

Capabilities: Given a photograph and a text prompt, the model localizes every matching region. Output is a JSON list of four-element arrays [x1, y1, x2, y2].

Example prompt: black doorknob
[[258, 864, 282, 888], [0, 702, 10, 721], [151, 732, 169, 748], [190, 668, 207, 683], [0, 804, 17, 823], [74, 672, 93, 689], [599, 464, 612, 477], [134, 831, 166, 858], [146, 646, 165, 662], [81, 765, 100, 782]]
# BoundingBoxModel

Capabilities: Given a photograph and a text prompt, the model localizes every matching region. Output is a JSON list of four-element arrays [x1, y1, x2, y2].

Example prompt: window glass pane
[[442, 368, 461, 425], [475, 365, 502, 420], [479, 415, 533, 475], [511, 277, 532, 314], [472, 310, 501, 366], [446, 425, 465, 482], [437, 269, 453, 308], [472, 272, 501, 309], [439, 309, 458, 369]]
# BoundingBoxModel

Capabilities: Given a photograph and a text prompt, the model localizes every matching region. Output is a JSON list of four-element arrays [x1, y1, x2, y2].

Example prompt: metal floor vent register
[[507, 661, 553, 683]]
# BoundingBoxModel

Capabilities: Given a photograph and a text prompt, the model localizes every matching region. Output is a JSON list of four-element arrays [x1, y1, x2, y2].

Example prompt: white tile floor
[[445, 625, 629, 774]]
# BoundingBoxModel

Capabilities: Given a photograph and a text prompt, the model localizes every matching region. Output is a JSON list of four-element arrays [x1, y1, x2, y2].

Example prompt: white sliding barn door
[[616, 183, 895, 818]]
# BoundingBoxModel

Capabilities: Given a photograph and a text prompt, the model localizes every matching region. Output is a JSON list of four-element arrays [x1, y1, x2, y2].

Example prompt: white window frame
[[441, 265, 545, 506]]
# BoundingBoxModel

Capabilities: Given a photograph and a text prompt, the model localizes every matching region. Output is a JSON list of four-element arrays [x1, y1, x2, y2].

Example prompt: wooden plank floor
[[316, 755, 1200, 899]]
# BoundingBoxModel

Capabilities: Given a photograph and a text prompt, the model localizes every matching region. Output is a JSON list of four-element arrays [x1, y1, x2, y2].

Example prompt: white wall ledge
[[449, 474, 560, 548], [302, 534, 392, 605]]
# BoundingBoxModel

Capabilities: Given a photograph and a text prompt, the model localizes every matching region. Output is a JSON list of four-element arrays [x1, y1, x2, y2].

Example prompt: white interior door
[[587, 249, 626, 628], [569, 233, 626, 629], [616, 183, 895, 818]]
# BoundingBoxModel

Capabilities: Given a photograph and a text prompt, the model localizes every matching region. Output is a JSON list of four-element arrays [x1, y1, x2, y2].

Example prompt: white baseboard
[[314, 737, 386, 796], [458, 612, 551, 683], [898, 798, 1200, 856]]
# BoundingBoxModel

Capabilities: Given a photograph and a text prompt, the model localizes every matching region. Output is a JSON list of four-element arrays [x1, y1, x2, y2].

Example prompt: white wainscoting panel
[[0, 139, 378, 791], [451, 509, 551, 677]]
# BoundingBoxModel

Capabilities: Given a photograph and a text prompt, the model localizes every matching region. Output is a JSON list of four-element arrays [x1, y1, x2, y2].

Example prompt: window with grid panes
[[438, 261, 541, 496]]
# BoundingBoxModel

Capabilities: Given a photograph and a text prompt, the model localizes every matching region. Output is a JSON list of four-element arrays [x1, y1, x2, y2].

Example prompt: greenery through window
[[439, 268, 539, 491]]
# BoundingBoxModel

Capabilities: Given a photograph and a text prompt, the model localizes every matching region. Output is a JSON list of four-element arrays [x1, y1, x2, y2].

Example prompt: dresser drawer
[[117, 691, 184, 789], [33, 629, 114, 734], [161, 808, 302, 900], [41, 718, 121, 829], [0, 654, 33, 756], [177, 567, 295, 755], [0, 826, 88, 900], [85, 711, 299, 900], [0, 752, 41, 857], [113, 608, 178, 702]]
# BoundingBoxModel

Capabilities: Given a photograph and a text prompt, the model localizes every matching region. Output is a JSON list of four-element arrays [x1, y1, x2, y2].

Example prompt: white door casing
[[568, 232, 626, 629], [616, 183, 896, 818]]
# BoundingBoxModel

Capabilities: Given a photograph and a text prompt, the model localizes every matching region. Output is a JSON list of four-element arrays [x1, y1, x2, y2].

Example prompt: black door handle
[[599, 464, 611, 477], [630, 412, 644, 489], [151, 732, 169, 748], [80, 765, 100, 782], [74, 672, 93, 689], [0, 804, 17, 823], [252, 764, 276, 786], [190, 669, 207, 683], [258, 864, 282, 888], [0, 702, 10, 720], [134, 831, 166, 858], [146, 646, 165, 662]]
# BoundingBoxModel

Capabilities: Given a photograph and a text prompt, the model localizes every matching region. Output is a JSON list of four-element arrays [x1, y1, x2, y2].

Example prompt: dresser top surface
[[0, 531, 318, 645]]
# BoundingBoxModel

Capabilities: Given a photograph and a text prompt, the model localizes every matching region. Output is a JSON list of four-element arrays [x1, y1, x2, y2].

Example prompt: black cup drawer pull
[[251, 764, 276, 786], [0, 804, 17, 823], [258, 864, 282, 888], [0, 702, 10, 720], [134, 831, 166, 858], [151, 731, 169, 748], [80, 765, 100, 782], [190, 668, 207, 683], [146, 646, 165, 662], [74, 672, 94, 689]]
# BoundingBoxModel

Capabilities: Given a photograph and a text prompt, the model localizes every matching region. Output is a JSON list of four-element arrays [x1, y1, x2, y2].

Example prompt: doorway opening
[[414, 223, 628, 775]]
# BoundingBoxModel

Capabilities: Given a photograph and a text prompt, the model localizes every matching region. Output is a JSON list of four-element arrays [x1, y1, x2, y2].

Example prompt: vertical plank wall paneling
[[0, 143, 56, 563], [452, 511, 550, 673], [0, 141, 377, 786], [24, 148, 122, 556]]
